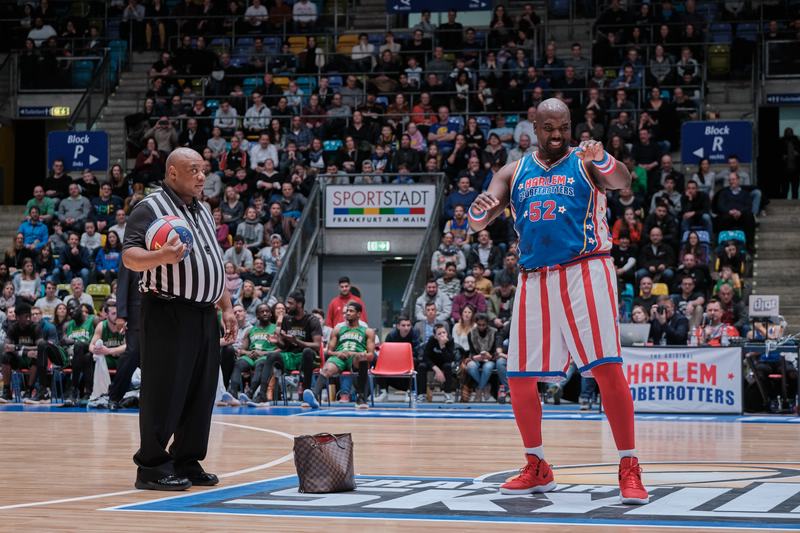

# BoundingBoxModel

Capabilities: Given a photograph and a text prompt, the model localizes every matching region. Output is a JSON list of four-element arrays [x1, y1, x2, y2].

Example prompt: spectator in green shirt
[[25, 185, 56, 225], [623, 155, 648, 198]]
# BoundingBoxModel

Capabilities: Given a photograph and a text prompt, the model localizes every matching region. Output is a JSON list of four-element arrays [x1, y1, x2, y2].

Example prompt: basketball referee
[[122, 147, 237, 491]]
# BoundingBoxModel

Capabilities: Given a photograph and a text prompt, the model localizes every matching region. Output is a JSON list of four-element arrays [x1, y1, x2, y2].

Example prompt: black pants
[[133, 296, 220, 482], [227, 357, 252, 396], [70, 342, 93, 396], [755, 360, 798, 404], [34, 341, 64, 392], [2, 342, 62, 391], [109, 306, 141, 403], [782, 170, 800, 199], [220, 346, 236, 389], [419, 353, 455, 393]]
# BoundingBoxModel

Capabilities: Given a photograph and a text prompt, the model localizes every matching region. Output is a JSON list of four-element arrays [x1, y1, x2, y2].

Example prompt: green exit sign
[[367, 240, 391, 252]]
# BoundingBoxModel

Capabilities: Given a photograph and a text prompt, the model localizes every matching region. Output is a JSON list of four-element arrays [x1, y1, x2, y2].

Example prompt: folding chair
[[50, 366, 65, 404], [369, 342, 417, 407]]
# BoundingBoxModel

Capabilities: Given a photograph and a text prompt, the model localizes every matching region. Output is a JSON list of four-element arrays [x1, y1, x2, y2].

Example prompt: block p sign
[[48, 131, 109, 172]]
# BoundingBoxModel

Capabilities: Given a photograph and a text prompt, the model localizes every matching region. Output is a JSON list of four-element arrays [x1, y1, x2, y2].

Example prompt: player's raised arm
[[467, 160, 515, 232], [577, 139, 632, 191]]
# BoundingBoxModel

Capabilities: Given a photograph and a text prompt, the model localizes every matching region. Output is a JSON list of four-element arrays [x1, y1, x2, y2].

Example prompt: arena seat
[[621, 283, 635, 317], [708, 45, 731, 75], [273, 76, 291, 89], [549, 0, 570, 18], [682, 229, 711, 243], [710, 23, 733, 43], [57, 284, 72, 299], [288, 36, 307, 48], [295, 76, 317, 93], [652, 283, 670, 296], [369, 342, 416, 407], [736, 23, 759, 42], [243, 77, 261, 95], [263, 36, 281, 52], [71, 60, 95, 89], [328, 75, 343, 90], [87, 284, 111, 312], [476, 115, 491, 137], [718, 230, 746, 246], [323, 139, 343, 151]]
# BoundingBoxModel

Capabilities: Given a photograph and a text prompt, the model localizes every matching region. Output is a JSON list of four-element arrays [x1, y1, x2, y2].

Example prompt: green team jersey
[[248, 323, 277, 352], [101, 320, 125, 349], [335, 324, 368, 353], [65, 317, 94, 344]]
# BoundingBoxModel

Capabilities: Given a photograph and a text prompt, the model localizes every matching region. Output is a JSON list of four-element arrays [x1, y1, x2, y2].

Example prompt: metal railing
[[266, 180, 322, 303], [16, 53, 106, 93], [0, 54, 15, 116], [401, 172, 447, 318], [764, 40, 800, 78], [67, 51, 115, 131]]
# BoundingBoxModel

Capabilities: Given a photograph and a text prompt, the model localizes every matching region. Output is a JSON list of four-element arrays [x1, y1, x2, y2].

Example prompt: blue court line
[[1, 403, 799, 424], [106, 474, 800, 530]]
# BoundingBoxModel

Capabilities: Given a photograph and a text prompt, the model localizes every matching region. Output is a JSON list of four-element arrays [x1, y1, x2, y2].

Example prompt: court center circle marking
[[0, 416, 295, 511]]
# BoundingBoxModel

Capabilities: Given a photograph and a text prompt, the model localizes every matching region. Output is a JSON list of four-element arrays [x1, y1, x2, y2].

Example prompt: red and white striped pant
[[507, 255, 622, 381]]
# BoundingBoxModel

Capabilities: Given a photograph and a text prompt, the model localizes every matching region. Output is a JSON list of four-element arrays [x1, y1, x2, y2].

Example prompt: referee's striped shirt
[[122, 184, 225, 304]]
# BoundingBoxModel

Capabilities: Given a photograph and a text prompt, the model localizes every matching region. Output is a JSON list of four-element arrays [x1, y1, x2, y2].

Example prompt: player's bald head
[[534, 98, 572, 158], [535, 98, 570, 121]]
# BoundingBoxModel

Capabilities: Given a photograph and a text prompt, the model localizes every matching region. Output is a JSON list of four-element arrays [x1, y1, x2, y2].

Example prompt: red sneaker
[[500, 455, 557, 495], [619, 457, 650, 504]]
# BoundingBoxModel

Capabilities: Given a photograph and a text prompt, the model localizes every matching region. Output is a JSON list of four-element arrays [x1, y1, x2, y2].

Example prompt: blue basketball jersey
[[509, 148, 611, 270]]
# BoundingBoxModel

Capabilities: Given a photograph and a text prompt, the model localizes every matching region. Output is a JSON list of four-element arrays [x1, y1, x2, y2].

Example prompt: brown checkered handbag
[[293, 433, 356, 493]]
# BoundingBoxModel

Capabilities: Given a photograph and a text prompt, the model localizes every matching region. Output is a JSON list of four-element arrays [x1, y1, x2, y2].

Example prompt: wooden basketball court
[[2, 405, 799, 531]]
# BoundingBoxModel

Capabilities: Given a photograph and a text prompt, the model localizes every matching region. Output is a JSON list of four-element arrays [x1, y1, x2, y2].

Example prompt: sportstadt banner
[[325, 184, 436, 228]]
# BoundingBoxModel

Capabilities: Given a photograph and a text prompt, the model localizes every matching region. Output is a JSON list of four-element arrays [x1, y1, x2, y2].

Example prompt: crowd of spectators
[[108, 0, 780, 399], [4, 1, 795, 408]]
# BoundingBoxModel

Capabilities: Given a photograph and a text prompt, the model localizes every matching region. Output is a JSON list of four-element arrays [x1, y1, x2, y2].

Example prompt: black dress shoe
[[183, 472, 219, 486], [135, 475, 192, 491]]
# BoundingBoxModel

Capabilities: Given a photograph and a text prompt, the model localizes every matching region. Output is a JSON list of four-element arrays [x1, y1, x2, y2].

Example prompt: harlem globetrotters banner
[[622, 347, 742, 414], [325, 185, 436, 228]]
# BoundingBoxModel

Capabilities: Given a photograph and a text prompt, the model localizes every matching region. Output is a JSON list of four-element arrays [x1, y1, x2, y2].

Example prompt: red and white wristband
[[592, 151, 616, 175]]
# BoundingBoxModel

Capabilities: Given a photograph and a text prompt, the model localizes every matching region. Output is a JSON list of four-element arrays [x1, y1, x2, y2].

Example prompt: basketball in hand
[[145, 216, 193, 259]]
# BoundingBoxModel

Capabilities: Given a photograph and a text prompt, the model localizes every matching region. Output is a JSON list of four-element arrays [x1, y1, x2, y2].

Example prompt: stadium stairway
[[0, 205, 27, 246], [752, 200, 800, 333], [705, 80, 754, 120], [352, 0, 386, 29], [93, 51, 160, 172]]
